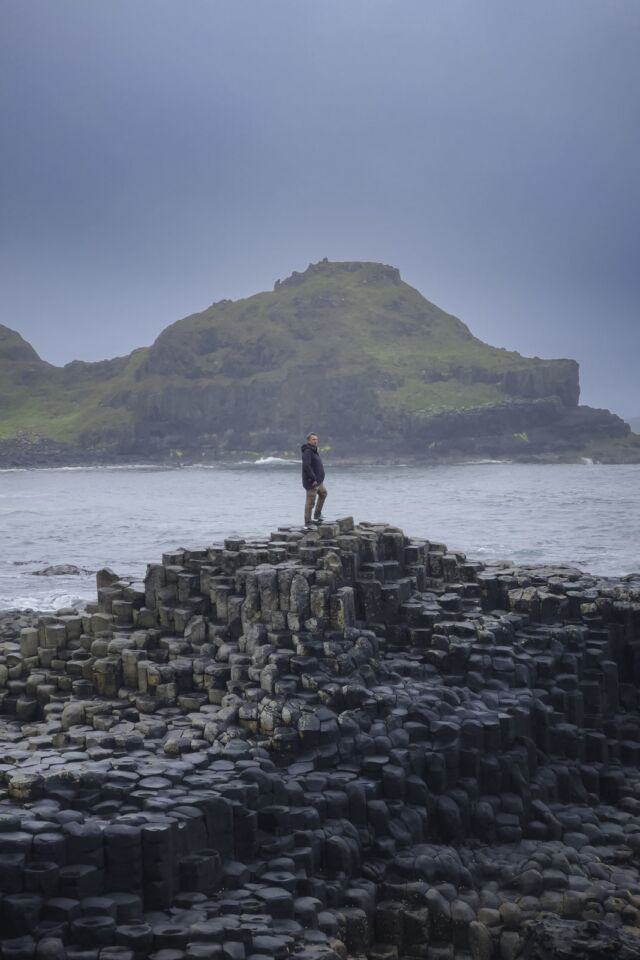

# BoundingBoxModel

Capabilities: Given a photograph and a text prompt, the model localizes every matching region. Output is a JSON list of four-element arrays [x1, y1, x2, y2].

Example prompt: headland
[[2, 261, 639, 468]]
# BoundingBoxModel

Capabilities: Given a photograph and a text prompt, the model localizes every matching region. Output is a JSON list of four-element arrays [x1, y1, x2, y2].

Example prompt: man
[[301, 431, 327, 529]]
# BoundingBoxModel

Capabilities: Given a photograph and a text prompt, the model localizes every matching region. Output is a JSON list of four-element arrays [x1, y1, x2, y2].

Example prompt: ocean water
[[0, 461, 639, 611]]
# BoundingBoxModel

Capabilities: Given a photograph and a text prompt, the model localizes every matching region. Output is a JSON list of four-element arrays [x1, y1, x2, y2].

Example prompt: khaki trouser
[[304, 483, 327, 524]]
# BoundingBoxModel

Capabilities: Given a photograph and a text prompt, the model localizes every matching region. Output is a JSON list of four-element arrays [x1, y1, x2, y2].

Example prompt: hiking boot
[[313, 515, 324, 524]]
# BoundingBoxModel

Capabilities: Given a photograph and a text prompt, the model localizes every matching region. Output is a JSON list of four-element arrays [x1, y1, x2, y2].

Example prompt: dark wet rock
[[32, 565, 92, 577], [2, 520, 640, 958], [520, 916, 640, 958]]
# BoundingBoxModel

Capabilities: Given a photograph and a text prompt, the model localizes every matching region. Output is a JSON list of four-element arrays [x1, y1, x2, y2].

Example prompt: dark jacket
[[301, 443, 325, 490]]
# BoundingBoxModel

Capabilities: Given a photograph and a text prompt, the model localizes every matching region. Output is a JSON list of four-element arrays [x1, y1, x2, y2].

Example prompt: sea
[[1, 460, 639, 612]]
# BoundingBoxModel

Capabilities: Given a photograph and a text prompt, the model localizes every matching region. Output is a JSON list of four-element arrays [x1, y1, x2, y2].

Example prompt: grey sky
[[1, 0, 639, 416]]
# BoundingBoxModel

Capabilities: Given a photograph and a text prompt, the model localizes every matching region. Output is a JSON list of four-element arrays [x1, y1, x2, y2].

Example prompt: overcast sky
[[1, 1, 639, 416]]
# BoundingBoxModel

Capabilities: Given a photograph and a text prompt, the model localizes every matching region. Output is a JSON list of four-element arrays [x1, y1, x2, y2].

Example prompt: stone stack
[[1, 519, 640, 960]]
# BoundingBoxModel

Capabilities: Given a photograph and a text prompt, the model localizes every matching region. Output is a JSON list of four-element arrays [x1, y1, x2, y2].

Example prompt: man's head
[[306, 432, 318, 446]]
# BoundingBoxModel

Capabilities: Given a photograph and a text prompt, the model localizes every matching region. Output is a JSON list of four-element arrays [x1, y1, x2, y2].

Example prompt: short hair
[[306, 431, 317, 440]]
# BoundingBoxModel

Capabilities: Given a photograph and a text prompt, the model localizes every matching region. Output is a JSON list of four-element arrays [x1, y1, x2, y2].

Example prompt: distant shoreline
[[2, 451, 640, 471]]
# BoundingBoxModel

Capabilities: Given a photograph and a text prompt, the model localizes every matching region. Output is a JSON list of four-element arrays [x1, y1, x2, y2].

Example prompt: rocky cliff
[[0, 261, 637, 465]]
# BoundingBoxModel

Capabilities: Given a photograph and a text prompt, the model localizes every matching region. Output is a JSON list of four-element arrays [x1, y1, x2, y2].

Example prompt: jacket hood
[[301, 443, 317, 452]]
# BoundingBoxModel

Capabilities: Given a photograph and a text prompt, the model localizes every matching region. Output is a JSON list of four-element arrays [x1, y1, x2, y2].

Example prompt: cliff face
[[421, 357, 580, 407], [0, 260, 636, 464], [501, 359, 580, 405]]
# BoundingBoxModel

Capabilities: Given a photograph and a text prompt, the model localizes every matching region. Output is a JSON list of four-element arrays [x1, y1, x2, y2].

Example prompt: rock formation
[[1, 520, 640, 959]]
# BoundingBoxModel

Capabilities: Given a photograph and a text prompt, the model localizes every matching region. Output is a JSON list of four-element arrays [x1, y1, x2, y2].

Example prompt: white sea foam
[[0, 464, 167, 475], [0, 591, 90, 612], [55, 464, 165, 472], [460, 459, 513, 465], [235, 457, 297, 465]]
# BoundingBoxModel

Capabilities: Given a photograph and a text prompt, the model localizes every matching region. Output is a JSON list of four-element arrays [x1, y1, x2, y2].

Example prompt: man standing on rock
[[301, 431, 327, 529]]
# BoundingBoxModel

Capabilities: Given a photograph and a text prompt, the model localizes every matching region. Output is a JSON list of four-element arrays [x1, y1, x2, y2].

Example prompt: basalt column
[[1, 520, 640, 959]]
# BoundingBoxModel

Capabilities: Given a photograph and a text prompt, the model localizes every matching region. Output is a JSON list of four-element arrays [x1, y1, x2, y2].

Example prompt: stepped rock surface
[[2, 519, 640, 960], [1, 260, 638, 465]]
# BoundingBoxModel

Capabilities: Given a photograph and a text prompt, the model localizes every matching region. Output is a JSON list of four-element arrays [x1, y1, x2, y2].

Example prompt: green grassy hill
[[0, 260, 636, 464]]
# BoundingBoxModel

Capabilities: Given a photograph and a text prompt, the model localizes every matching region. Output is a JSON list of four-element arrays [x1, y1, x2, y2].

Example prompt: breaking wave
[[0, 591, 91, 613]]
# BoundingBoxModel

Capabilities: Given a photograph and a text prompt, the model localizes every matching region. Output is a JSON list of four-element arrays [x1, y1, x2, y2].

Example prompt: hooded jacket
[[301, 443, 325, 490]]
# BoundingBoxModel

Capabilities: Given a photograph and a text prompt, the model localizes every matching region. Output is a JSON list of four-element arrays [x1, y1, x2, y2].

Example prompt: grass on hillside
[[0, 350, 143, 442]]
